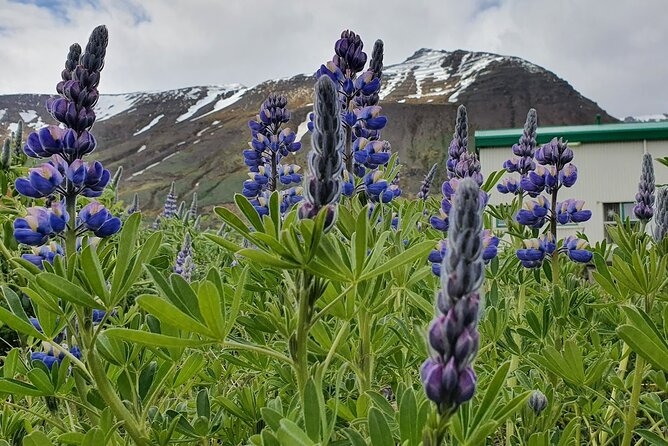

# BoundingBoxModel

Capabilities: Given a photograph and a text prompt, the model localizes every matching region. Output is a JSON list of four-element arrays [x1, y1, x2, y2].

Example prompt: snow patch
[[137, 145, 147, 153], [176, 84, 243, 123], [177, 141, 186, 146], [196, 87, 248, 120], [131, 160, 161, 177], [96, 94, 141, 121], [193, 139, 201, 145], [162, 152, 179, 162], [18, 110, 38, 123], [0, 109, 6, 121], [196, 126, 210, 137], [628, 113, 668, 122], [295, 116, 310, 142], [212, 120, 221, 125], [133, 114, 164, 136], [27, 116, 47, 130]]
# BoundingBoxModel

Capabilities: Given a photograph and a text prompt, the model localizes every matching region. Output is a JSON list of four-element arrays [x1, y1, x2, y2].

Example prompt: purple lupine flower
[[654, 188, 668, 242], [79, 202, 121, 237], [516, 233, 556, 268], [497, 176, 520, 195], [15, 163, 65, 198], [503, 109, 537, 177], [417, 164, 438, 200], [421, 178, 484, 414], [174, 233, 194, 281], [298, 76, 343, 231], [633, 153, 655, 222], [446, 105, 469, 179], [562, 236, 593, 263], [162, 182, 178, 218], [515, 196, 550, 228], [14, 207, 63, 246], [519, 165, 558, 197], [534, 137, 573, 170]]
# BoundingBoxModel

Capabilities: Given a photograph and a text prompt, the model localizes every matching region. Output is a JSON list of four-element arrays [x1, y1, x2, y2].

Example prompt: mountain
[[0, 48, 617, 213], [623, 113, 668, 123]]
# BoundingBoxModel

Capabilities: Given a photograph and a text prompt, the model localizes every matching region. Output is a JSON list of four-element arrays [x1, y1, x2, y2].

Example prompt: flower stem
[[291, 271, 316, 401], [621, 355, 644, 446], [358, 307, 372, 394], [506, 283, 526, 445], [421, 410, 450, 446]]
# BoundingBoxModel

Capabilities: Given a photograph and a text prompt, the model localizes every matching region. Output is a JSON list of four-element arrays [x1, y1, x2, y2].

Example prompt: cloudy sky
[[0, 0, 665, 118]]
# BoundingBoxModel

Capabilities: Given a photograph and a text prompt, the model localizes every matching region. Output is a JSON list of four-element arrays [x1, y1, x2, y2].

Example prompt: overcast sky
[[0, 0, 665, 118]]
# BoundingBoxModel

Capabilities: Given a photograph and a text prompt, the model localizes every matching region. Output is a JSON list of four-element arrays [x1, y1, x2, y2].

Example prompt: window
[[603, 202, 638, 241]]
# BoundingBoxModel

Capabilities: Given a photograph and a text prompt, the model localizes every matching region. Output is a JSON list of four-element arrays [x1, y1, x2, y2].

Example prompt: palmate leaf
[[617, 308, 668, 373], [104, 328, 212, 348]]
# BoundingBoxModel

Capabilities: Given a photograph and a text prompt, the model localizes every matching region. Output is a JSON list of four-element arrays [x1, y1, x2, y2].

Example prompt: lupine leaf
[[276, 419, 314, 446], [360, 240, 432, 281], [368, 407, 394, 446], [81, 245, 108, 303], [111, 212, 140, 297], [235, 193, 265, 233], [36, 273, 102, 308], [104, 328, 211, 348], [136, 295, 214, 337]]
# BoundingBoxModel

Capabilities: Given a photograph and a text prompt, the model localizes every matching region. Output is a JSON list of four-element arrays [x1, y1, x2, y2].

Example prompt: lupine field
[[0, 25, 667, 446]]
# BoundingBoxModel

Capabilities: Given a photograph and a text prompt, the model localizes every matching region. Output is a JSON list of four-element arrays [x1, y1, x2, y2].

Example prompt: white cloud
[[0, 0, 666, 117]]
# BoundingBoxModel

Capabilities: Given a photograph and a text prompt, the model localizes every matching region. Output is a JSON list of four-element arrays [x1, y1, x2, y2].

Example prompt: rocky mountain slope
[[0, 48, 617, 212]]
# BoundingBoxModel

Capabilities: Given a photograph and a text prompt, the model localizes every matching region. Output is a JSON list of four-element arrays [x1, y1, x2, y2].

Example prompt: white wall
[[479, 139, 668, 242]]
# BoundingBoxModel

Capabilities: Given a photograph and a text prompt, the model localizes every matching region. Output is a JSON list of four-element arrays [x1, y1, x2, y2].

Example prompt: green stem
[[621, 356, 644, 446], [421, 409, 450, 446], [599, 342, 630, 445], [87, 351, 149, 446], [292, 271, 315, 401], [358, 307, 372, 394], [506, 283, 526, 445]]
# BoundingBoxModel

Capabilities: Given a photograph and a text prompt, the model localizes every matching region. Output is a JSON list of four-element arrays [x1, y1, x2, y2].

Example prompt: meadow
[[0, 25, 667, 446]]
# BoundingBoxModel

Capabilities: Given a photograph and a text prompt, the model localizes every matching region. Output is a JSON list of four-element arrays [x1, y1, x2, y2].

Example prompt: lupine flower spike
[[175, 233, 195, 281], [298, 76, 343, 231], [126, 193, 139, 214], [654, 187, 668, 242], [633, 152, 655, 223], [418, 164, 438, 200], [162, 182, 178, 218], [422, 178, 484, 417]]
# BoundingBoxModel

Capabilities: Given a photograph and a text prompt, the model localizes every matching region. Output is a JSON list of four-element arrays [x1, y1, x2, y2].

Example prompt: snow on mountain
[[624, 113, 668, 122], [176, 84, 244, 122], [134, 114, 164, 136]]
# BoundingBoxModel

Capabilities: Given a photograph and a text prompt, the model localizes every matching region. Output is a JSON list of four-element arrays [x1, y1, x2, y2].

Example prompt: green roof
[[474, 121, 668, 148]]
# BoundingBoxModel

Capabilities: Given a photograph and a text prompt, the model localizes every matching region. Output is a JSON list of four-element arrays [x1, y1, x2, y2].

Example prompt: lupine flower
[[556, 199, 592, 224], [342, 170, 355, 197], [174, 233, 194, 282], [298, 76, 343, 231], [417, 164, 438, 200], [15, 163, 64, 198], [14, 207, 67, 246], [421, 178, 484, 414], [528, 390, 548, 416], [503, 109, 537, 177], [29, 317, 65, 343], [22, 242, 63, 269], [79, 202, 121, 237], [634, 153, 655, 222], [482, 230, 499, 263], [654, 187, 668, 242], [31, 346, 82, 370], [516, 233, 555, 268], [162, 182, 178, 218], [516, 196, 550, 228], [534, 137, 573, 169], [427, 240, 447, 276], [127, 193, 139, 214], [92, 309, 116, 325], [496, 176, 520, 195], [562, 236, 593, 263], [446, 106, 468, 179], [364, 171, 395, 203], [151, 215, 161, 230], [519, 165, 558, 197], [353, 138, 391, 168]]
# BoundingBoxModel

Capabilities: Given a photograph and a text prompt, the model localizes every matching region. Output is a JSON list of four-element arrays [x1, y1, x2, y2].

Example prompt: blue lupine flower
[[333, 30, 367, 74], [497, 176, 520, 195], [634, 153, 655, 222], [520, 165, 558, 197], [31, 345, 82, 370], [79, 202, 121, 237], [364, 171, 395, 203], [80, 161, 111, 197], [446, 106, 468, 179], [516, 196, 550, 228], [482, 230, 499, 263], [428, 240, 447, 276], [562, 236, 592, 263], [23, 126, 77, 158], [22, 242, 63, 269], [280, 187, 303, 213], [342, 170, 355, 197], [353, 138, 391, 169], [15, 163, 64, 198], [556, 199, 592, 224], [558, 163, 578, 188], [516, 233, 555, 268], [14, 208, 56, 246], [174, 233, 195, 282]]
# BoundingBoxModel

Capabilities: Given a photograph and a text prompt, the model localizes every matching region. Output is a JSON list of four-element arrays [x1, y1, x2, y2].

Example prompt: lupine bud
[[369, 39, 384, 79], [446, 105, 468, 178], [654, 187, 668, 242], [162, 182, 178, 218], [127, 193, 139, 214], [417, 164, 438, 200], [13, 121, 24, 157], [177, 201, 186, 220], [634, 153, 655, 222], [528, 390, 548, 415], [110, 166, 123, 190], [298, 76, 343, 231], [1, 139, 10, 169]]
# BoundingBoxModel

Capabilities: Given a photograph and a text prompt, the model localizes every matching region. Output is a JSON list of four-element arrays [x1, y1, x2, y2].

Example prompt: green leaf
[[173, 352, 204, 387], [360, 240, 432, 281], [198, 281, 225, 338], [204, 233, 241, 253], [111, 212, 141, 296], [104, 328, 211, 348], [136, 295, 214, 337], [196, 389, 210, 419], [36, 273, 101, 308], [0, 287, 44, 339], [343, 428, 367, 446], [353, 206, 368, 276], [81, 427, 104, 446], [276, 419, 315, 446], [235, 193, 265, 233], [237, 248, 300, 269], [617, 325, 668, 373], [469, 361, 509, 429], [80, 245, 108, 303], [368, 407, 394, 446], [0, 378, 45, 396], [304, 378, 321, 442], [27, 368, 54, 394], [23, 431, 53, 446], [261, 407, 283, 431], [214, 206, 252, 238], [399, 388, 419, 446], [637, 430, 668, 446]]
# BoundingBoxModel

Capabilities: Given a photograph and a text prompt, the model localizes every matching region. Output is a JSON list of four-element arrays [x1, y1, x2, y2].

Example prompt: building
[[475, 121, 668, 242]]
